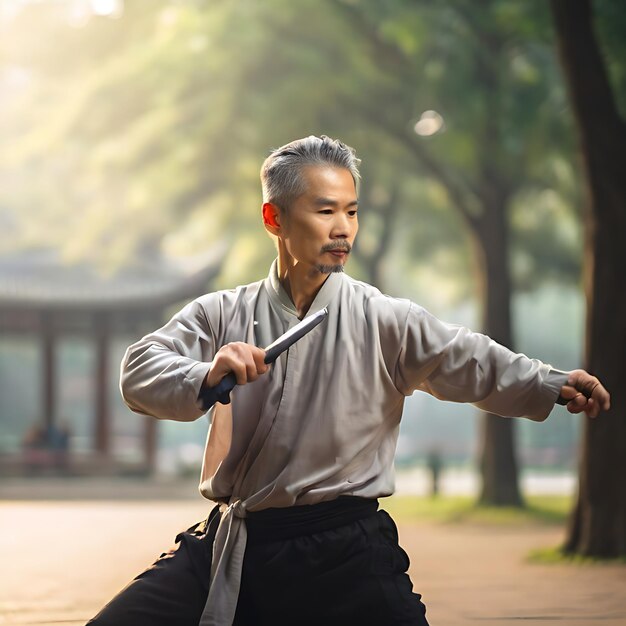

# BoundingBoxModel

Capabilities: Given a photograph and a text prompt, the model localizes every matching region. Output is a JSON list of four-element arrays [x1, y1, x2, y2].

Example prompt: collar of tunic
[[265, 258, 343, 319]]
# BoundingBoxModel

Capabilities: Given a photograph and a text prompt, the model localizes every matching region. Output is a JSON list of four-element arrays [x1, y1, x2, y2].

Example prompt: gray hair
[[260, 135, 361, 210]]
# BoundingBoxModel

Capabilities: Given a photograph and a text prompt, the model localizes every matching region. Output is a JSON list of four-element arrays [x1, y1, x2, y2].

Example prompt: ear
[[262, 202, 282, 236]]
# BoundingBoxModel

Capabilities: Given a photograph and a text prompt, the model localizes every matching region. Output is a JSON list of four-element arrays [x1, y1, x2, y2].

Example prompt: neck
[[277, 254, 329, 319]]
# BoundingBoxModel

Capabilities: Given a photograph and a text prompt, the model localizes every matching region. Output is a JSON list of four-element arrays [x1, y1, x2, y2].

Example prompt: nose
[[331, 213, 356, 239]]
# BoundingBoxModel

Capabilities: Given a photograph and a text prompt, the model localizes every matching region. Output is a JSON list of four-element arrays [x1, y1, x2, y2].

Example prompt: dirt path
[[399, 519, 626, 625], [1, 500, 625, 625]]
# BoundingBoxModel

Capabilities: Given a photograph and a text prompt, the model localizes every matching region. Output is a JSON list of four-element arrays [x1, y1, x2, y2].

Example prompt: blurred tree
[[314, 0, 577, 505], [0, 1, 585, 503], [551, 0, 626, 558]]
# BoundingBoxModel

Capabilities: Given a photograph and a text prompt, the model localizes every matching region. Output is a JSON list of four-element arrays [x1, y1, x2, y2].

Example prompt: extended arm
[[394, 303, 609, 421]]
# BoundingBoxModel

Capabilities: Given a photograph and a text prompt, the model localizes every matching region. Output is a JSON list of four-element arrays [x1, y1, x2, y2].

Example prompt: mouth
[[323, 243, 351, 259]]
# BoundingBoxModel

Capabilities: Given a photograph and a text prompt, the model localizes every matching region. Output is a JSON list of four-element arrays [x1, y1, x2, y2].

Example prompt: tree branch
[[326, 0, 414, 77], [357, 103, 482, 236], [327, 0, 483, 234]]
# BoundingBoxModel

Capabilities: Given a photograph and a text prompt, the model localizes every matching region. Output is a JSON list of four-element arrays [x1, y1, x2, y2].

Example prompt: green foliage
[[510, 181, 582, 289], [528, 546, 626, 565], [594, 0, 626, 117], [3, 0, 623, 295]]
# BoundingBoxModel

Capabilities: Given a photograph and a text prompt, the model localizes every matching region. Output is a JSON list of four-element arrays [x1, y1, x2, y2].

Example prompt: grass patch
[[381, 495, 472, 523], [381, 494, 573, 526], [528, 546, 626, 565]]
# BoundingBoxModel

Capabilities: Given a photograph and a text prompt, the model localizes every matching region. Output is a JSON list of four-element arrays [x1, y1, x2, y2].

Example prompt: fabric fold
[[200, 499, 248, 626]]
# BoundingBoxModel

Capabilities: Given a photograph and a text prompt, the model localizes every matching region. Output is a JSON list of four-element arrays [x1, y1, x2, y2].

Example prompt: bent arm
[[120, 299, 216, 422], [395, 303, 568, 421]]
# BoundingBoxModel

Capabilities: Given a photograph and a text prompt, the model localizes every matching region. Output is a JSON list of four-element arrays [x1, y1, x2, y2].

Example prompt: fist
[[558, 369, 610, 418], [205, 342, 268, 388]]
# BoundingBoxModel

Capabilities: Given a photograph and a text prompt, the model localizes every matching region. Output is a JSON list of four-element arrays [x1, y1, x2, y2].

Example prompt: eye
[[319, 209, 333, 215], [348, 210, 358, 217]]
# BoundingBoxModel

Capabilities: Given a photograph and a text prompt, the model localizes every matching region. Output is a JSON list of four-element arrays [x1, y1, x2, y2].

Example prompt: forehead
[[299, 166, 357, 199]]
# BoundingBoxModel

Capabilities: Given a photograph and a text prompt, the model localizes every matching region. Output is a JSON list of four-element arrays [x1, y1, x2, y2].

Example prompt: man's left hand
[[558, 369, 610, 418]]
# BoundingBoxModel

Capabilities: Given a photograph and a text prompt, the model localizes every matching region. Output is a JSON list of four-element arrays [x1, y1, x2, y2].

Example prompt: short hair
[[260, 135, 361, 211]]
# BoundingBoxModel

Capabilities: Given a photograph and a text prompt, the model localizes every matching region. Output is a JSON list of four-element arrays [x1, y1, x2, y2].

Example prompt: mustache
[[321, 242, 352, 253]]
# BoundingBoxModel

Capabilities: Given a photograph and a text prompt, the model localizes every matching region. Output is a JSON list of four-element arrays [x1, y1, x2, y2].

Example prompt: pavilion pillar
[[94, 313, 110, 456], [41, 315, 56, 430], [144, 416, 157, 473]]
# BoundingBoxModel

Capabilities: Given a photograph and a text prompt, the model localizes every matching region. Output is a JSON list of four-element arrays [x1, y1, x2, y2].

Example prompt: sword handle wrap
[[198, 373, 237, 410]]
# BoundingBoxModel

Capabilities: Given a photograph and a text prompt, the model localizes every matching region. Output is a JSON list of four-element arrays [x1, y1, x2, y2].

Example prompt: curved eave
[[0, 264, 220, 313], [0, 246, 226, 314]]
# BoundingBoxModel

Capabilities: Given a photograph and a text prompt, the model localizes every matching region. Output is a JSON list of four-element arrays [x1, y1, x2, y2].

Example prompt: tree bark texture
[[475, 192, 524, 507], [551, 0, 626, 557]]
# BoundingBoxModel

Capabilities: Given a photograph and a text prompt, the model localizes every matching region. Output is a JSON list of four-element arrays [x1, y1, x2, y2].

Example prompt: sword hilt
[[198, 344, 277, 407], [198, 307, 328, 410], [199, 372, 238, 408]]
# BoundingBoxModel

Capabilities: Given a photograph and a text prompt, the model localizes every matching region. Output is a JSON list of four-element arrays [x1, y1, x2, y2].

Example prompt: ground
[[1, 479, 625, 625]]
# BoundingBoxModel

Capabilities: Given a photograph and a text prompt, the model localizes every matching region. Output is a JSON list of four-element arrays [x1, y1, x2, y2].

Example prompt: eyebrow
[[313, 197, 359, 208]]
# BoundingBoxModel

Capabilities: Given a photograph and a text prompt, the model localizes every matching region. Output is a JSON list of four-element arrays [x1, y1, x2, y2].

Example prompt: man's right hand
[[205, 342, 268, 388]]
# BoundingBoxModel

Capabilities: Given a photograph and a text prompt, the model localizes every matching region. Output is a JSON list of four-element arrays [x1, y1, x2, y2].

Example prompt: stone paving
[[1, 484, 625, 625]]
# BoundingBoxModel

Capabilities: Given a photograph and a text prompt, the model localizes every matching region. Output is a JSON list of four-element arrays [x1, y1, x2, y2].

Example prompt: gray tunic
[[120, 260, 567, 625]]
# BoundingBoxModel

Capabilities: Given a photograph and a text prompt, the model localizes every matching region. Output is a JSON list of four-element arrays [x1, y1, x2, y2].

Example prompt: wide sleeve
[[394, 302, 568, 422], [120, 297, 218, 422]]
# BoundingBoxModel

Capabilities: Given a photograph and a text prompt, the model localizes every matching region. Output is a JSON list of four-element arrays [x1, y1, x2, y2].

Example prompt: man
[[88, 135, 610, 626]]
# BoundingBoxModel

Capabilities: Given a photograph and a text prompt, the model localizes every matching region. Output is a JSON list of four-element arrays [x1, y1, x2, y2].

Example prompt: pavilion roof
[[0, 247, 225, 312]]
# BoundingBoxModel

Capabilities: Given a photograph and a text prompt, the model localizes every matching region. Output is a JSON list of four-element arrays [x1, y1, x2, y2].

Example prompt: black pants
[[87, 499, 429, 625]]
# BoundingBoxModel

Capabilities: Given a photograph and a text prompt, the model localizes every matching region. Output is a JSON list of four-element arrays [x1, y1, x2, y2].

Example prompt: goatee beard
[[315, 263, 345, 274], [316, 242, 351, 274]]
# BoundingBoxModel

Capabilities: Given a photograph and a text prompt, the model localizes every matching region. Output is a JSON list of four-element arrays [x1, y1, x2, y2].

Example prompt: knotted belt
[[199, 498, 248, 626]]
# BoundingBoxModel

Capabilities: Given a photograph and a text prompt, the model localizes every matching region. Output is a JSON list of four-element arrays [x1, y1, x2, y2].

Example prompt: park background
[[0, 1, 624, 624]]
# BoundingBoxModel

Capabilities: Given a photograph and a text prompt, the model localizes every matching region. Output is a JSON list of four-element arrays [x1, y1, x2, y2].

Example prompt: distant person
[[426, 447, 443, 497], [47, 420, 71, 473], [22, 420, 71, 474], [88, 136, 610, 626], [22, 422, 47, 474]]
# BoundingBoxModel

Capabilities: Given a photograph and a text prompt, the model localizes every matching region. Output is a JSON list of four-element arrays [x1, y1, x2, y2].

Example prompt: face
[[268, 166, 359, 276]]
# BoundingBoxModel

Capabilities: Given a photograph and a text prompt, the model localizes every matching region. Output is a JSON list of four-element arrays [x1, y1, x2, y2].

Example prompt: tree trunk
[[475, 196, 524, 506], [551, 0, 626, 557], [565, 225, 626, 555]]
